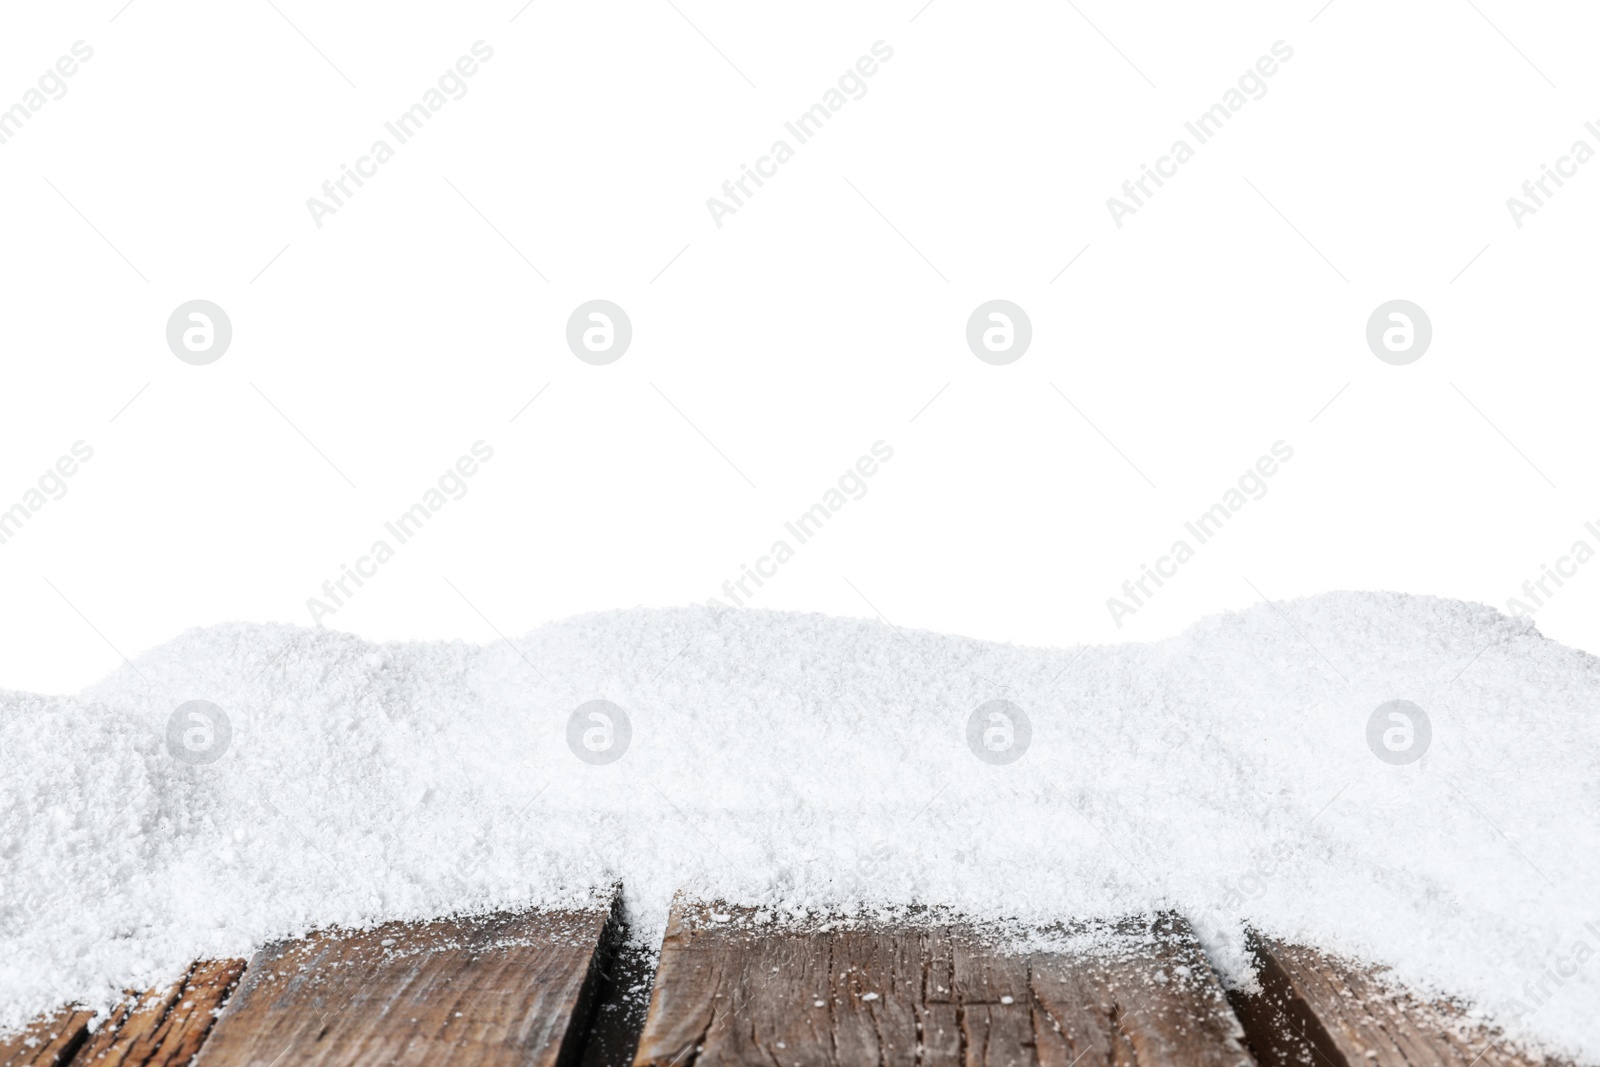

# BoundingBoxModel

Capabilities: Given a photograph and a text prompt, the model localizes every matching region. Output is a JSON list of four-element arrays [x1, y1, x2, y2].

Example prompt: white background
[[2, 0, 1597, 694]]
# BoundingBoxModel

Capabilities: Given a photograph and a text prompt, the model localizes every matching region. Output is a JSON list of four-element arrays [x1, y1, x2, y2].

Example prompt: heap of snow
[[1, 592, 1595, 1061]]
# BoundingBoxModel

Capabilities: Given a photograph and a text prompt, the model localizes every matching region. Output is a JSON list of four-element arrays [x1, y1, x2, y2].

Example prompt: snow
[[1, 591, 1596, 1061]]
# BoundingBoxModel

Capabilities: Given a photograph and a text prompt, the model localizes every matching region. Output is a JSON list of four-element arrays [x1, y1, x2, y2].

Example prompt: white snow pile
[[1, 591, 1596, 1060]]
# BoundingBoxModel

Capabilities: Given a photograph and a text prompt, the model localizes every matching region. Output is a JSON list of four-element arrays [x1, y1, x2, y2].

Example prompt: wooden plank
[[632, 901, 1256, 1067], [0, 1007, 95, 1067], [1230, 935, 1565, 1067], [73, 958, 246, 1067], [192, 897, 617, 1067]]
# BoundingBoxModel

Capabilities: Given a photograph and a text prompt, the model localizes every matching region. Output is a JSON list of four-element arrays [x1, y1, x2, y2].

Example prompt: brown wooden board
[[1230, 935, 1566, 1067], [0, 1007, 95, 1067], [632, 901, 1256, 1067], [191, 896, 618, 1067], [73, 958, 246, 1067]]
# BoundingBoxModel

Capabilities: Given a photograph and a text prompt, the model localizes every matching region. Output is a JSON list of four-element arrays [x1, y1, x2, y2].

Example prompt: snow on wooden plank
[[192, 897, 617, 1067], [0, 1007, 94, 1067], [1231, 936, 1568, 1067], [632, 900, 1255, 1067], [72, 959, 246, 1067]]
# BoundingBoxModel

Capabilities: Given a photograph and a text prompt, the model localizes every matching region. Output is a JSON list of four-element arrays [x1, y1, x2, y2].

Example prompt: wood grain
[[633, 901, 1255, 1067], [1230, 935, 1565, 1067], [0, 1007, 95, 1067], [73, 958, 246, 1067], [191, 899, 617, 1067]]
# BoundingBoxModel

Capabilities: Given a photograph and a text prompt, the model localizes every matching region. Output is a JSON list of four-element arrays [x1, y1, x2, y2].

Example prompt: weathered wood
[[73, 958, 246, 1067], [1231, 935, 1564, 1067], [192, 898, 617, 1067], [0, 1007, 94, 1067], [633, 901, 1255, 1067]]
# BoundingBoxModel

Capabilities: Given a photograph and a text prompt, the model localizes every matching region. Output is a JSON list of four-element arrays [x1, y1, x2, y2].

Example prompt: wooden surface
[[74, 959, 245, 1067], [3, 909, 1566, 1067], [633, 901, 1255, 1067], [0, 1007, 95, 1067], [191, 899, 617, 1067], [1231, 936, 1561, 1067]]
